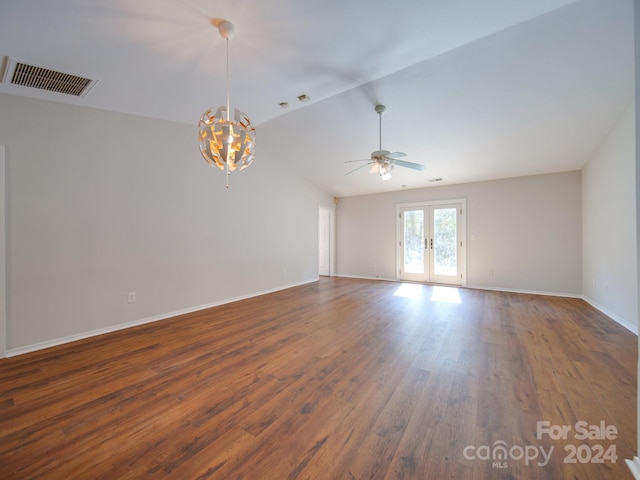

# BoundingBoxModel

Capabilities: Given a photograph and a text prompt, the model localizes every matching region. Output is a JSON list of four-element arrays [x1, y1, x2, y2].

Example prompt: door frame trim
[[318, 205, 336, 277], [396, 198, 467, 286], [0, 145, 6, 357]]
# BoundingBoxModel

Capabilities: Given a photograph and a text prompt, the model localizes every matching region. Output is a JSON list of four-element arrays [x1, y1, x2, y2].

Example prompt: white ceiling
[[0, 0, 633, 197]]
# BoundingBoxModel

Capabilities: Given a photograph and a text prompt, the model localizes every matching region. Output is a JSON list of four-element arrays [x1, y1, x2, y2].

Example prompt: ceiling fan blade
[[389, 159, 425, 171], [345, 162, 374, 176], [385, 152, 407, 159], [344, 158, 373, 164]]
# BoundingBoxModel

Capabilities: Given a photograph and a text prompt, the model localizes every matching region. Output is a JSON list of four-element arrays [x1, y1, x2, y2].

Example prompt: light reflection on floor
[[431, 285, 461, 304], [393, 283, 425, 298], [393, 283, 462, 304]]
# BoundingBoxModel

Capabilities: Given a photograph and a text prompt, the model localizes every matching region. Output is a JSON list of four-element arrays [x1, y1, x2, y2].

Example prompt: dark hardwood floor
[[0, 277, 636, 479]]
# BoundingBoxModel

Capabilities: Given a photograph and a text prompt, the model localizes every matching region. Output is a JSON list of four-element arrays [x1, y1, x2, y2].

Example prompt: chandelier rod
[[225, 37, 230, 122], [225, 36, 231, 187], [378, 110, 382, 152]]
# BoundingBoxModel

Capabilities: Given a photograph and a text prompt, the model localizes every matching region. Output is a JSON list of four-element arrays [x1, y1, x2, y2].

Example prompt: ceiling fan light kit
[[198, 20, 256, 188], [345, 104, 425, 181]]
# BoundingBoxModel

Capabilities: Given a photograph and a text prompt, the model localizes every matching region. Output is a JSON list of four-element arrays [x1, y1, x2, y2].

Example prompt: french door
[[397, 201, 465, 285]]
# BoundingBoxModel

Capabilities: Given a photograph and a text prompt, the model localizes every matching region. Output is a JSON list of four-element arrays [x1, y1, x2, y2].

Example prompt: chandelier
[[198, 20, 255, 188]]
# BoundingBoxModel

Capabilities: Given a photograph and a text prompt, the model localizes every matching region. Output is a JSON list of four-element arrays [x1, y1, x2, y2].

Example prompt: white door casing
[[0, 145, 6, 357], [397, 199, 466, 286], [318, 206, 335, 276]]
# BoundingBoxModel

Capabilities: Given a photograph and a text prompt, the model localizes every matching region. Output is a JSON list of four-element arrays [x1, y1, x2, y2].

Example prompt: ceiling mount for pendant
[[216, 20, 235, 40], [198, 19, 256, 188]]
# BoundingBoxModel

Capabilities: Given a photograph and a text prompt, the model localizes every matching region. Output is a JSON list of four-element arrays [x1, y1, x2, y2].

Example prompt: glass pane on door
[[403, 210, 424, 274], [433, 207, 457, 276]]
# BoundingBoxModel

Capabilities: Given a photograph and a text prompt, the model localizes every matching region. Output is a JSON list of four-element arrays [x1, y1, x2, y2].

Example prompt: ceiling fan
[[345, 104, 425, 181]]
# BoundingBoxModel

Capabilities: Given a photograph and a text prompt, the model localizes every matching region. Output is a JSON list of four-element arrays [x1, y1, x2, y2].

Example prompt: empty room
[[0, 1, 638, 479]]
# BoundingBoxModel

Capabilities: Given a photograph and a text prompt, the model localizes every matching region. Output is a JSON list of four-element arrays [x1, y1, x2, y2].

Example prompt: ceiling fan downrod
[[375, 104, 386, 152]]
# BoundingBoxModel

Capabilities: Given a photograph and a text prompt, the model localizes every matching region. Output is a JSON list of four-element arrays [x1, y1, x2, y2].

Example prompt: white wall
[[337, 171, 583, 295], [583, 101, 638, 332], [0, 93, 333, 353]]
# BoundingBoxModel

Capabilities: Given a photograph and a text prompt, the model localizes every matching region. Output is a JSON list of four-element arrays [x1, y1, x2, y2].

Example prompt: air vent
[[1, 58, 97, 97]]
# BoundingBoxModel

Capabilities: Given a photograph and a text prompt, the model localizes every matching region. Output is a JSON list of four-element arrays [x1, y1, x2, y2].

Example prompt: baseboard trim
[[6, 276, 637, 357], [581, 295, 638, 335], [338, 275, 583, 298], [467, 284, 583, 298], [5, 278, 319, 358], [337, 276, 637, 335], [335, 274, 398, 282], [473, 286, 637, 334]]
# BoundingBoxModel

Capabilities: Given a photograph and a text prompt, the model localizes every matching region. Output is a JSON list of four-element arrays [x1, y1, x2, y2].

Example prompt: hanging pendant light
[[198, 20, 255, 188]]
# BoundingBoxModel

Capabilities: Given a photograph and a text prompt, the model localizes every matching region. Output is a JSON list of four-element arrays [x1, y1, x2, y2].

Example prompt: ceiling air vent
[[1, 58, 97, 97]]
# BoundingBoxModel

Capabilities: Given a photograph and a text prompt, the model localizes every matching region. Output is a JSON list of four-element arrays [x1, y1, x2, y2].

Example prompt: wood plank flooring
[[0, 277, 636, 479]]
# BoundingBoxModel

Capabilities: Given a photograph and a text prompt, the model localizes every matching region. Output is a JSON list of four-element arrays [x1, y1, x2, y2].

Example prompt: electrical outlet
[[128, 292, 136, 303]]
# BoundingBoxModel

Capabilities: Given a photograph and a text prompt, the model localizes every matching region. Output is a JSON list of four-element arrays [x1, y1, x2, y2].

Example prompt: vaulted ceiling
[[0, 0, 633, 197]]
